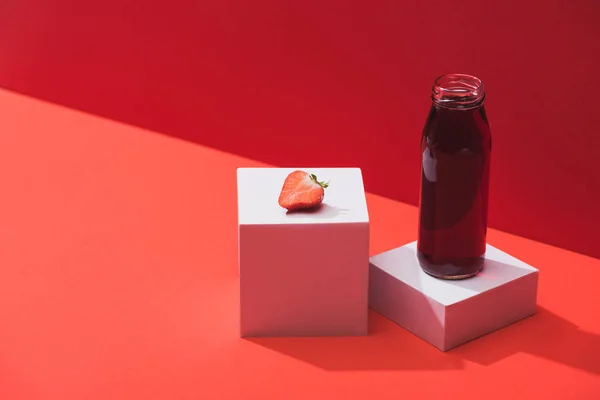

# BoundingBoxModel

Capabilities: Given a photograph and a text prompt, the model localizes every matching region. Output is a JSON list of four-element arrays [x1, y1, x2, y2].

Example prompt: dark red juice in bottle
[[417, 74, 492, 279]]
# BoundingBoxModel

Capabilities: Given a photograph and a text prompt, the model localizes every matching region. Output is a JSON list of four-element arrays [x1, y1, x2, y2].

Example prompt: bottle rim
[[432, 73, 486, 110]]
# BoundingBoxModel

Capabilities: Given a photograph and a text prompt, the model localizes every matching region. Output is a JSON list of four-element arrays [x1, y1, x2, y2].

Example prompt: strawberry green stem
[[310, 173, 330, 188]]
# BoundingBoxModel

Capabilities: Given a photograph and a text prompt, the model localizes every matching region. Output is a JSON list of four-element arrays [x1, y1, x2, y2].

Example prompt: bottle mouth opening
[[432, 74, 485, 109]]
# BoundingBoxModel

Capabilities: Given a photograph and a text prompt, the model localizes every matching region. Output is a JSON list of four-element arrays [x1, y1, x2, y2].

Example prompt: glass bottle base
[[422, 268, 482, 280], [417, 251, 484, 280]]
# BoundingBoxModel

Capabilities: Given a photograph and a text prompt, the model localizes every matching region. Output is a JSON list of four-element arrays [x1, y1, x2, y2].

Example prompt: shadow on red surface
[[453, 307, 600, 374], [247, 307, 600, 375], [248, 311, 462, 371], [1, 1, 599, 258]]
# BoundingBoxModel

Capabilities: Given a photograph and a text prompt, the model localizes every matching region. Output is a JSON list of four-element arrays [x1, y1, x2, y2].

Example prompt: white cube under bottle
[[237, 167, 370, 337], [369, 241, 538, 351]]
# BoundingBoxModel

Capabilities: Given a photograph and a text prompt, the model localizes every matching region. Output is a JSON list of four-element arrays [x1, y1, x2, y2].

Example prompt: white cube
[[369, 241, 538, 351], [237, 168, 370, 337]]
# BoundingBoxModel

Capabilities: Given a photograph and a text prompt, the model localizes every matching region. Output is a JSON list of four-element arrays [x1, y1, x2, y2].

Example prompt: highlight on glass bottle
[[417, 74, 492, 280]]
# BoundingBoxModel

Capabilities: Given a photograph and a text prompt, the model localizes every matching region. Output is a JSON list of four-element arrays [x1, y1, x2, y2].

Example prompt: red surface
[[1, 1, 600, 260], [1, 89, 599, 399]]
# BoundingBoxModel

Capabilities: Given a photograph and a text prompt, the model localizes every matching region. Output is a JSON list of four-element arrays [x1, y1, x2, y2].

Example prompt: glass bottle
[[417, 74, 492, 280]]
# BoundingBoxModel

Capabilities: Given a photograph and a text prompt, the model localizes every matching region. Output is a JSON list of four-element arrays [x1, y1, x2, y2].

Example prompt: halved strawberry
[[278, 170, 330, 211]]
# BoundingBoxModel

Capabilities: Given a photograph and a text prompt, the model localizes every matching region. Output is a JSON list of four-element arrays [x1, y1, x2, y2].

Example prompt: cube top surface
[[369, 241, 538, 306], [237, 168, 369, 225]]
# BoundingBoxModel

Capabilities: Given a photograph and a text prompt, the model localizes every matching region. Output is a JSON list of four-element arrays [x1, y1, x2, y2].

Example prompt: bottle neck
[[432, 74, 486, 111]]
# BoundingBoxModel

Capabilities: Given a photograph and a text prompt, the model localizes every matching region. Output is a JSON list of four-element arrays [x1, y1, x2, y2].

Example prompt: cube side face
[[239, 222, 369, 337], [444, 271, 539, 351], [369, 264, 446, 350]]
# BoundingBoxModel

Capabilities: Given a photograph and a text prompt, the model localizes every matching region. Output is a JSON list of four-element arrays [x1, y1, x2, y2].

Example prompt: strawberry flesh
[[278, 170, 329, 211]]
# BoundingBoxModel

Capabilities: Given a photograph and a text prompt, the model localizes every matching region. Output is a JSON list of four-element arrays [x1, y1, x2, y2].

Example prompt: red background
[[1, 2, 600, 397], [1, 1, 599, 258]]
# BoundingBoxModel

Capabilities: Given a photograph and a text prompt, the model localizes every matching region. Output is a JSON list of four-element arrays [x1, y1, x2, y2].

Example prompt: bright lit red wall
[[1, 1, 599, 258]]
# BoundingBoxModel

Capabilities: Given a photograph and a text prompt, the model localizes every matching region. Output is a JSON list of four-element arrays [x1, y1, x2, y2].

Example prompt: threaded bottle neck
[[432, 74, 486, 110]]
